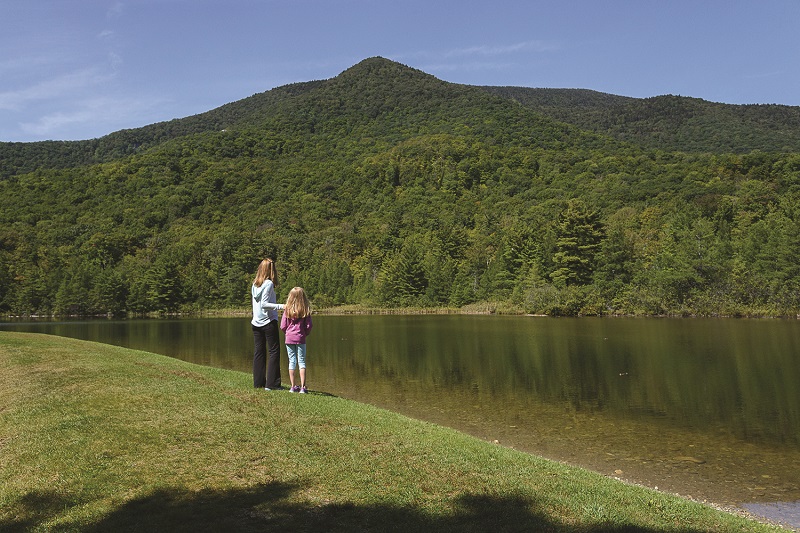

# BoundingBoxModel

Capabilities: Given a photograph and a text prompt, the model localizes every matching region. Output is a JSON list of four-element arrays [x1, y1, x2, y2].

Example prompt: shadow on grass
[[3, 482, 719, 533]]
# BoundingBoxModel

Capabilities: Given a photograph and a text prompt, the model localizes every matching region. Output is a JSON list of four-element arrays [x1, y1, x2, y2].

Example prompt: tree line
[[2, 130, 799, 317]]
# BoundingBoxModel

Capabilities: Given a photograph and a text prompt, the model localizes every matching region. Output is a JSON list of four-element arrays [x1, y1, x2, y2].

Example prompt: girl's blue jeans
[[286, 343, 306, 370]]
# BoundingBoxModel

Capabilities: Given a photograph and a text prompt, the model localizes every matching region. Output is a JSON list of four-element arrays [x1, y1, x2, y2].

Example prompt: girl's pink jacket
[[280, 314, 312, 344]]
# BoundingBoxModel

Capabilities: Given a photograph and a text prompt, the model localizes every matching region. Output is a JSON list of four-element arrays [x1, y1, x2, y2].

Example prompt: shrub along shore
[[0, 332, 788, 532], [6, 299, 800, 321]]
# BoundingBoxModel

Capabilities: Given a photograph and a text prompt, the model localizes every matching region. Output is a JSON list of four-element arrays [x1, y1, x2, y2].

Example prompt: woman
[[251, 258, 284, 389]]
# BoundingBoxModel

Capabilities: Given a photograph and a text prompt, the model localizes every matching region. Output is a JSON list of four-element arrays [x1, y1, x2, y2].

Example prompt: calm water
[[3, 315, 799, 522]]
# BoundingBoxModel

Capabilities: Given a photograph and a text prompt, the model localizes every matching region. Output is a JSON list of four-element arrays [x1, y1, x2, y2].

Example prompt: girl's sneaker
[[300, 387, 308, 394], [290, 386, 301, 393]]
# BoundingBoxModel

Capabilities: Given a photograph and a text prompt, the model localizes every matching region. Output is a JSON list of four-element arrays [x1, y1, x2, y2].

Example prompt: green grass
[[0, 331, 787, 532]]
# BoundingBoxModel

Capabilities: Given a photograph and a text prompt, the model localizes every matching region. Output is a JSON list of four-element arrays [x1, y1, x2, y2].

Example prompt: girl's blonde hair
[[253, 258, 277, 287], [284, 287, 311, 319]]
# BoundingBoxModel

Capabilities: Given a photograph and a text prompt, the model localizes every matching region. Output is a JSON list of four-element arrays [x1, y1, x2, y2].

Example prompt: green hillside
[[481, 86, 800, 153], [1, 57, 800, 317]]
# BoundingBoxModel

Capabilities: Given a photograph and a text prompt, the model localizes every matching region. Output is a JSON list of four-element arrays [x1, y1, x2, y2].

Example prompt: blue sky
[[2, 0, 799, 142]]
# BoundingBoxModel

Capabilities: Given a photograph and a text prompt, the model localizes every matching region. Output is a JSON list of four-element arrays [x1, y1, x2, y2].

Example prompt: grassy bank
[[0, 332, 787, 532]]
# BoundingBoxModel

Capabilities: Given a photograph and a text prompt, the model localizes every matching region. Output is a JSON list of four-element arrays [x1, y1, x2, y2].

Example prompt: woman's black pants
[[252, 321, 281, 389]]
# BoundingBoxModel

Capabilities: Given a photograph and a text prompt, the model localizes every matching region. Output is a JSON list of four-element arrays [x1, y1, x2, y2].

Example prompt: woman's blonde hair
[[253, 258, 277, 287], [284, 287, 311, 319]]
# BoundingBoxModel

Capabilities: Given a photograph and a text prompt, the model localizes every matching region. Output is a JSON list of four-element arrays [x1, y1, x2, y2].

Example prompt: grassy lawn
[[0, 331, 787, 532]]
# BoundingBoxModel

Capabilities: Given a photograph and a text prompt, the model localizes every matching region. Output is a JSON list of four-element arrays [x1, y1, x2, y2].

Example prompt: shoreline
[[3, 303, 800, 320]]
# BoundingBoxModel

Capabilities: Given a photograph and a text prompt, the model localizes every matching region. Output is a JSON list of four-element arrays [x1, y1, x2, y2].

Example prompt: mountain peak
[[334, 56, 439, 86]]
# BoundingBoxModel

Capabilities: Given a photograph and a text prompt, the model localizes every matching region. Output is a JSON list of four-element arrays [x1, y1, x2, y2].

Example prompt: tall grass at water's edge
[[0, 332, 788, 532]]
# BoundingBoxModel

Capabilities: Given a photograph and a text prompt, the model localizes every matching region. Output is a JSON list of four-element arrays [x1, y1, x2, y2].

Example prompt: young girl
[[280, 287, 313, 393]]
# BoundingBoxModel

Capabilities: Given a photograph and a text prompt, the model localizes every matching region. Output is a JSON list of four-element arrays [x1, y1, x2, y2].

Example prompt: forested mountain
[[0, 80, 326, 179], [480, 86, 800, 153], [5, 66, 800, 180], [2, 57, 800, 317]]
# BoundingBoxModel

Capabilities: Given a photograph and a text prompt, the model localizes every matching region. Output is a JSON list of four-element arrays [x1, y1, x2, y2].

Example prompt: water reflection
[[3, 315, 799, 511], [318, 316, 800, 446]]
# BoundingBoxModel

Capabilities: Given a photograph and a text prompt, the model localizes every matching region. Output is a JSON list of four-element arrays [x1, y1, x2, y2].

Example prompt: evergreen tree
[[377, 243, 428, 306], [550, 199, 605, 287]]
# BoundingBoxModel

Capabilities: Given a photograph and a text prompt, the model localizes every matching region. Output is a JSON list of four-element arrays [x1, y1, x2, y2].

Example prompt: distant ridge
[[479, 85, 800, 153]]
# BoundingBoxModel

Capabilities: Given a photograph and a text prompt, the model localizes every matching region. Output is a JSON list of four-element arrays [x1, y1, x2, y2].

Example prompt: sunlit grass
[[0, 331, 787, 531]]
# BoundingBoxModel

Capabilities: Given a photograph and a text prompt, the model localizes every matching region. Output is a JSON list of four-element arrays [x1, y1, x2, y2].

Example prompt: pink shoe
[[290, 386, 301, 393]]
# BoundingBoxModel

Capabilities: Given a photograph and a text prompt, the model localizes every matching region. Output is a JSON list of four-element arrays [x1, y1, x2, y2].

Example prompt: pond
[[3, 315, 799, 526]]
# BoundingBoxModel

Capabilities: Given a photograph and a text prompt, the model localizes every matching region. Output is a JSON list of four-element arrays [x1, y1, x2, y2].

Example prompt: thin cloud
[[0, 68, 115, 111], [109, 52, 123, 71], [393, 40, 560, 77], [745, 70, 784, 80], [0, 55, 53, 78], [421, 61, 515, 73], [443, 40, 559, 58], [20, 110, 97, 137], [395, 40, 559, 63], [18, 94, 171, 139], [106, 2, 124, 20]]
